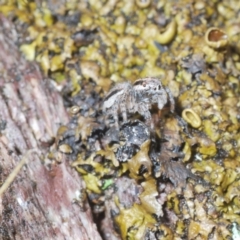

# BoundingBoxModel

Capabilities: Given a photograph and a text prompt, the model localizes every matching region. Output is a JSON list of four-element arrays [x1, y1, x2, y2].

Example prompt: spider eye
[[158, 85, 161, 90], [154, 87, 156, 90]]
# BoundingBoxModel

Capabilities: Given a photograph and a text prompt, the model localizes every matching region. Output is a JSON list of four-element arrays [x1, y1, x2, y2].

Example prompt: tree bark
[[0, 15, 102, 240]]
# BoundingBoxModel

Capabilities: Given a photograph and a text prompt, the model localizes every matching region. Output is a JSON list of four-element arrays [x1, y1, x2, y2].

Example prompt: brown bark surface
[[0, 15, 102, 240]]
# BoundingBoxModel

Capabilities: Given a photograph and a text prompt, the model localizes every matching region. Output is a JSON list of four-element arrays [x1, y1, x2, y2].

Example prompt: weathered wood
[[0, 15, 102, 240]]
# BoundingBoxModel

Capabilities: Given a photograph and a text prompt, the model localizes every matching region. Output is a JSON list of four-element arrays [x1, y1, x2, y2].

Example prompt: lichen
[[1, 0, 240, 239]]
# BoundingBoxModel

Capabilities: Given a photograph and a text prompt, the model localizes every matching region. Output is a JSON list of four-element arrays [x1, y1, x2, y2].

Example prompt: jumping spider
[[102, 77, 175, 129]]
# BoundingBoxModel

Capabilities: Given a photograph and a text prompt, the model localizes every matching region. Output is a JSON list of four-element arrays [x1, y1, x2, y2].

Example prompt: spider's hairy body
[[102, 77, 175, 128]]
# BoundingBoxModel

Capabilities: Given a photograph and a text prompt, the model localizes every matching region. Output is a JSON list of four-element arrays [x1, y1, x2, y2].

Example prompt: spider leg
[[138, 103, 151, 119], [156, 90, 167, 110], [103, 111, 110, 126], [165, 87, 175, 113], [138, 103, 153, 128], [109, 107, 119, 130], [127, 92, 136, 114], [120, 102, 127, 123]]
